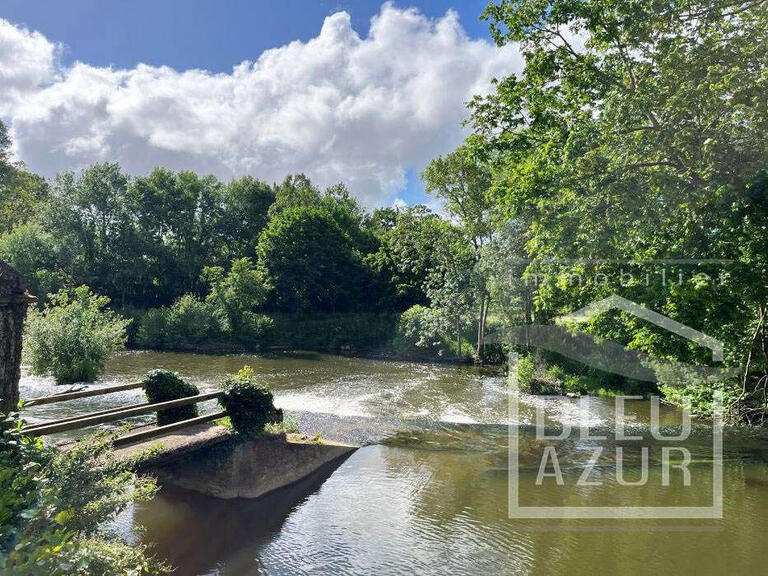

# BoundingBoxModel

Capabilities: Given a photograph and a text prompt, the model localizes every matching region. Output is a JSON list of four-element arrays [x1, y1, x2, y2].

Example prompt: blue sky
[[0, 2, 514, 207], [1, 0, 493, 72]]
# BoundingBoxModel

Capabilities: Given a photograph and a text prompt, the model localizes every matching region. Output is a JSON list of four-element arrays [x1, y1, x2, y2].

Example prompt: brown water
[[20, 351, 768, 575]]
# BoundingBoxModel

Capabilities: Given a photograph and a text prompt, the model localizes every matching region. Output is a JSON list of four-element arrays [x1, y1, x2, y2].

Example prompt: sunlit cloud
[[0, 4, 522, 205]]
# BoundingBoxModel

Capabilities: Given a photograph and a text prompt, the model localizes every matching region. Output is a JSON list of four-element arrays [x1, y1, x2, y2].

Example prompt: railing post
[[0, 260, 36, 414]]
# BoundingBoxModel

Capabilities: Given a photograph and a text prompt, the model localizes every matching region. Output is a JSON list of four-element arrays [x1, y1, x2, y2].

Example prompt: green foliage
[[270, 312, 398, 352], [422, 145, 497, 363], [0, 120, 49, 235], [394, 304, 475, 360], [0, 412, 164, 575], [395, 305, 440, 352], [365, 206, 454, 310], [269, 173, 321, 216], [218, 366, 276, 437], [134, 307, 169, 348], [136, 294, 225, 349], [141, 369, 199, 426], [136, 262, 273, 350], [215, 176, 275, 261], [15, 165, 277, 307], [516, 350, 653, 396], [655, 361, 743, 420], [516, 354, 536, 391], [258, 207, 368, 312], [421, 144, 495, 250], [163, 294, 221, 346], [203, 257, 271, 344], [469, 0, 768, 420], [515, 352, 562, 394], [23, 286, 129, 385], [265, 414, 300, 435], [0, 222, 71, 305]]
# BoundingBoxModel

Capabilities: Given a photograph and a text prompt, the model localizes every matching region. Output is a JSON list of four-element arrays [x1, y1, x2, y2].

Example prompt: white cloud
[[0, 4, 522, 206], [0, 19, 58, 113]]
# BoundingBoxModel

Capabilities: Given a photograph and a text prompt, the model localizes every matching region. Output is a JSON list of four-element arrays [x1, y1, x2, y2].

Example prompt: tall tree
[[257, 207, 368, 312], [214, 176, 275, 262], [474, 0, 768, 418], [0, 120, 48, 234], [365, 205, 450, 310], [422, 143, 496, 362]]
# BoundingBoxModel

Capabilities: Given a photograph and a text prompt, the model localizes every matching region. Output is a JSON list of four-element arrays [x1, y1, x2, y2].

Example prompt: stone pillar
[[0, 260, 36, 414]]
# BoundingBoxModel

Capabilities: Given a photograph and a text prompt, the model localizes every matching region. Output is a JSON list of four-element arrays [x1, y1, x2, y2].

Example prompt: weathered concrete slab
[[149, 433, 357, 499], [113, 421, 231, 463]]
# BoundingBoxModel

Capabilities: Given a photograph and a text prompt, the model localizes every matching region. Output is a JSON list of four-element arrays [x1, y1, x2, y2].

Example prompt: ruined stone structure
[[0, 260, 35, 413]]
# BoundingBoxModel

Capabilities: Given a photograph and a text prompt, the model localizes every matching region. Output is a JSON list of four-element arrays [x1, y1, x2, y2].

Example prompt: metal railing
[[21, 382, 226, 447]]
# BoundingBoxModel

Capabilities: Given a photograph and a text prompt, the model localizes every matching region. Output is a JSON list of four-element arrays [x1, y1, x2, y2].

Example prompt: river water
[[20, 351, 768, 575]]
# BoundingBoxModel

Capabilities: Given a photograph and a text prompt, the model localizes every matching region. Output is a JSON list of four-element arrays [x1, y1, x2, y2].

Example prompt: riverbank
[[122, 308, 498, 365]]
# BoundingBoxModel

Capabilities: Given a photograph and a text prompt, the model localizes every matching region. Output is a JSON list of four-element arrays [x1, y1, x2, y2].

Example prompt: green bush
[[136, 293, 273, 350], [232, 310, 274, 345], [271, 312, 398, 352], [218, 366, 276, 436], [135, 307, 169, 348], [23, 286, 130, 385], [516, 354, 536, 390], [0, 222, 72, 304], [392, 305, 451, 357], [135, 295, 221, 350], [516, 352, 564, 394], [0, 412, 163, 574], [142, 369, 199, 426], [164, 294, 221, 345]]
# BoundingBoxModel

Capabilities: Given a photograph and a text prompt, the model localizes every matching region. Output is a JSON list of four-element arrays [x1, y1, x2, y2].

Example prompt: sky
[[0, 1, 521, 207]]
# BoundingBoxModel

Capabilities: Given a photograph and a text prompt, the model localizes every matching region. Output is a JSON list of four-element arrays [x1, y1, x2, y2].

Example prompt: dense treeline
[[0, 125, 491, 359]]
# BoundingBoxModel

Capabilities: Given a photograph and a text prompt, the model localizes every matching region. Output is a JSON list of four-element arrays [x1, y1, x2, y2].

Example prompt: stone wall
[[150, 433, 357, 499], [0, 260, 35, 413]]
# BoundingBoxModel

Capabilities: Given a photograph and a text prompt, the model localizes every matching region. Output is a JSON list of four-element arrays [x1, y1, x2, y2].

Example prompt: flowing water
[[20, 351, 768, 575]]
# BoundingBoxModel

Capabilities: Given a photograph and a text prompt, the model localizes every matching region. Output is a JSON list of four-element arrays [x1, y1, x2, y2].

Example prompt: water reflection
[[134, 440, 767, 575]]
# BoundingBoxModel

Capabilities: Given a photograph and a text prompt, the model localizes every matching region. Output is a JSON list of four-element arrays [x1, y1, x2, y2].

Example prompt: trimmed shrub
[[142, 369, 199, 426], [218, 366, 277, 436]]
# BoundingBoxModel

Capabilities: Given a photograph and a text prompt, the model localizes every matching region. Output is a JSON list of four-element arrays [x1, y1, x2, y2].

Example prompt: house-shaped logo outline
[[556, 294, 724, 362]]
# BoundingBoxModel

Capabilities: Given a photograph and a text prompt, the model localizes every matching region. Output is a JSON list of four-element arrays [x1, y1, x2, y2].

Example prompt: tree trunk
[[457, 315, 462, 359], [476, 293, 489, 365]]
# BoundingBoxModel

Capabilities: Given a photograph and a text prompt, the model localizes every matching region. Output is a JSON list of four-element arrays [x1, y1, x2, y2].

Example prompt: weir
[[21, 380, 358, 499], [23, 391, 358, 500]]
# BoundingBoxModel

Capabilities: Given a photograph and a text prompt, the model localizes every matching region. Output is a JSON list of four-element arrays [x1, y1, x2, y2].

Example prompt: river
[[19, 351, 768, 575]]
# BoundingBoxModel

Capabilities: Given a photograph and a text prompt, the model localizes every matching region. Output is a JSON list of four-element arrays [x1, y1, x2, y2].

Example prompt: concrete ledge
[[148, 432, 358, 499], [113, 422, 231, 464]]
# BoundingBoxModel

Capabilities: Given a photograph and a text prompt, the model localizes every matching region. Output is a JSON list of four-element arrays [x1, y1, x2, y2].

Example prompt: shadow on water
[[136, 453, 354, 576]]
